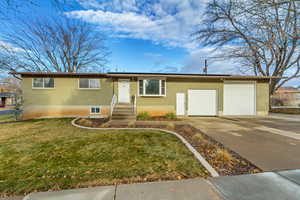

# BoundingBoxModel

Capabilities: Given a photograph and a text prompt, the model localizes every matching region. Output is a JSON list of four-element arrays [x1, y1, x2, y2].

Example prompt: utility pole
[[203, 59, 208, 74]]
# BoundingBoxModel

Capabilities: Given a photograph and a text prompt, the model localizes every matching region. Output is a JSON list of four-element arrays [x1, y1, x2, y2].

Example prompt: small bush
[[215, 149, 233, 164], [165, 112, 177, 120], [193, 134, 203, 141], [166, 122, 175, 130], [78, 118, 93, 127], [100, 123, 109, 128], [181, 126, 194, 135], [128, 121, 136, 128], [137, 112, 151, 120]]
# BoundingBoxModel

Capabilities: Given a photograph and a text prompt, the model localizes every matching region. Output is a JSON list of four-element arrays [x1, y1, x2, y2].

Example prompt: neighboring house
[[0, 87, 16, 108], [14, 72, 275, 120], [272, 86, 300, 107]]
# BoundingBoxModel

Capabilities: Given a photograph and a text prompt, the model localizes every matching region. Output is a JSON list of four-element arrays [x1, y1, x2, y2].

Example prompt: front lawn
[[0, 114, 15, 123], [0, 118, 208, 197]]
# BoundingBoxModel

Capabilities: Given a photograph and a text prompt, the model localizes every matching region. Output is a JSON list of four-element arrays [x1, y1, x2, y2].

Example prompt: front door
[[118, 79, 130, 103]]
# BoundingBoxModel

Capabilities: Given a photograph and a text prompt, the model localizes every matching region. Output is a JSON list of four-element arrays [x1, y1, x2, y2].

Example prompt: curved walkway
[[71, 118, 219, 177]]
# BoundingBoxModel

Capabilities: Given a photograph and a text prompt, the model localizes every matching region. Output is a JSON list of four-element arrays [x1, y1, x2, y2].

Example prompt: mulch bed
[[137, 117, 182, 121], [271, 107, 300, 114], [76, 118, 109, 128], [75, 118, 262, 176], [174, 124, 262, 176]]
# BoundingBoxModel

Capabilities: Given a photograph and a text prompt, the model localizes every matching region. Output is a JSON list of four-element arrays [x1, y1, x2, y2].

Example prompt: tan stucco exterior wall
[[256, 81, 270, 115], [22, 77, 113, 119], [113, 78, 269, 116], [136, 78, 223, 116], [21, 76, 270, 119]]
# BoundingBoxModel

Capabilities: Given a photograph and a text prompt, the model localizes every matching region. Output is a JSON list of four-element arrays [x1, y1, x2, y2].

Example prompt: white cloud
[[144, 53, 162, 58], [67, 0, 205, 50]]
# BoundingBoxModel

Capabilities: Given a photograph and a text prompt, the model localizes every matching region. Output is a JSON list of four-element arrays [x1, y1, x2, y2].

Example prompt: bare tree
[[195, 0, 300, 94], [0, 16, 110, 73]]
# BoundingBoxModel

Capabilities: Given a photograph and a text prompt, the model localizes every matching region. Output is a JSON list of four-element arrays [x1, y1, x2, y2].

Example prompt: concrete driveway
[[187, 117, 300, 171]]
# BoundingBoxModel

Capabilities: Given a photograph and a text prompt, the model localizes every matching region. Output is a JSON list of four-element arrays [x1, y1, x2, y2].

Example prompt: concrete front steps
[[111, 103, 136, 120]]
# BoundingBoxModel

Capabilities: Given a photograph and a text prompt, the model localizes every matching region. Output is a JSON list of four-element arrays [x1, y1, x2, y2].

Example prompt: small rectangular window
[[33, 78, 54, 89], [79, 79, 89, 88], [33, 78, 44, 88], [79, 79, 100, 89], [89, 79, 100, 88], [90, 106, 101, 114], [44, 78, 54, 88]]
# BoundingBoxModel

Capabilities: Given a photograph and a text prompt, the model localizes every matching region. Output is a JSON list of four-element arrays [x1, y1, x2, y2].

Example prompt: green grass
[[0, 118, 208, 197], [0, 114, 15, 123]]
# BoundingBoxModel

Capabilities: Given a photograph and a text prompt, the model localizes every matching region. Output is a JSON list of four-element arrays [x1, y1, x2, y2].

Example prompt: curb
[[71, 118, 219, 177]]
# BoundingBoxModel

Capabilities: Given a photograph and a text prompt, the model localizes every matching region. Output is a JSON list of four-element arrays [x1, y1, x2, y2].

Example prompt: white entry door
[[118, 79, 130, 103], [188, 90, 217, 116], [223, 83, 255, 115], [176, 93, 185, 115]]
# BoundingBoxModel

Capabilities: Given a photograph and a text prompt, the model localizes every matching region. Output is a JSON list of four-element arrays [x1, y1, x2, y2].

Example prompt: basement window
[[138, 79, 166, 96], [90, 106, 101, 114], [32, 78, 54, 89]]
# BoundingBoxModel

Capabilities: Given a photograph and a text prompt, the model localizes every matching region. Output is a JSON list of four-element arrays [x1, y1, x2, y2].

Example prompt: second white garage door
[[223, 83, 256, 115], [188, 90, 217, 116]]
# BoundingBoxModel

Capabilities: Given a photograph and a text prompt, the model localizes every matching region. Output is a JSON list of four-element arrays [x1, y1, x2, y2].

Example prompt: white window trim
[[32, 78, 55, 89], [137, 78, 166, 97], [78, 79, 101, 90], [90, 106, 101, 114]]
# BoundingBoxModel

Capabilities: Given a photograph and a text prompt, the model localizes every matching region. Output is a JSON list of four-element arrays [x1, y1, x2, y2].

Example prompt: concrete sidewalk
[[22, 170, 300, 200]]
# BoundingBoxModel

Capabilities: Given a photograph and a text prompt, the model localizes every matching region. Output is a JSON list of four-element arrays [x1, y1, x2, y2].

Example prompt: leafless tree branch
[[194, 0, 300, 94], [0, 16, 110, 73]]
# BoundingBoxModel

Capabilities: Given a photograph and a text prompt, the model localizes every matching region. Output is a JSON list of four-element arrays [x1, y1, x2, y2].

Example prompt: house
[[0, 87, 16, 109], [272, 86, 300, 107], [14, 72, 276, 120]]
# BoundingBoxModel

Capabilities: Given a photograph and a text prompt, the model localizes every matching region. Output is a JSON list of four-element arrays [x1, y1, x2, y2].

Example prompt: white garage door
[[188, 90, 217, 116], [223, 83, 256, 115]]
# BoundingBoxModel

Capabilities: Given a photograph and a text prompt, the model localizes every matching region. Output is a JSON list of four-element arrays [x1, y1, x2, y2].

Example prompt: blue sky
[[1, 0, 237, 75], [0, 0, 298, 86]]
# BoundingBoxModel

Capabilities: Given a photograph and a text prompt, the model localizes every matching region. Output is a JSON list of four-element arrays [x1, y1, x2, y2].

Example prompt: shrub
[[78, 118, 93, 127], [137, 112, 151, 120], [128, 121, 136, 128], [166, 122, 175, 130], [165, 112, 177, 120], [193, 134, 203, 141], [215, 149, 234, 164], [181, 126, 194, 135]]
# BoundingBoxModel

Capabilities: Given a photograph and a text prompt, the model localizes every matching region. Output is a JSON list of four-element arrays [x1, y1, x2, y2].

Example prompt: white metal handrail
[[133, 95, 137, 115], [110, 94, 117, 117]]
